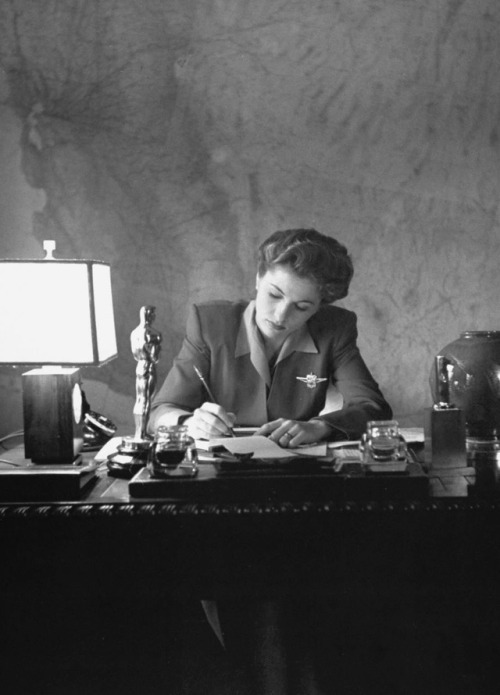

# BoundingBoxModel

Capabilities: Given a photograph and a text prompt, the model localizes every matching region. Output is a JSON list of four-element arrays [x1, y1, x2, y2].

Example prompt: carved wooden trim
[[1, 497, 499, 519]]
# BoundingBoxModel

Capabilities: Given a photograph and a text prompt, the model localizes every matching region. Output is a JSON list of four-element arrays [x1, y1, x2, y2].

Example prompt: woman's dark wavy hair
[[257, 228, 353, 303]]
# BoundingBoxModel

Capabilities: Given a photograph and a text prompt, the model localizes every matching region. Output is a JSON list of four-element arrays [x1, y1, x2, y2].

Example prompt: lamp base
[[22, 367, 84, 464]]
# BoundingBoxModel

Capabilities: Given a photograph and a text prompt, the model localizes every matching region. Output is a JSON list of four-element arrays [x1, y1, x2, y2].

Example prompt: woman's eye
[[269, 293, 281, 300], [295, 305, 309, 312]]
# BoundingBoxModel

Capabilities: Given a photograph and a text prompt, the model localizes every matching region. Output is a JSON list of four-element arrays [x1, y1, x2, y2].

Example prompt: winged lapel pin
[[296, 372, 328, 389]]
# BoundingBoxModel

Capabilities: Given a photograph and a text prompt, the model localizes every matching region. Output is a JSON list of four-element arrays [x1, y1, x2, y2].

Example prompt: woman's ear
[[255, 272, 260, 291]]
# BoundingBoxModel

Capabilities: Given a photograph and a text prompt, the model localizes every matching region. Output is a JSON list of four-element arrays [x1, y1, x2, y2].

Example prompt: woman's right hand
[[184, 402, 235, 440]]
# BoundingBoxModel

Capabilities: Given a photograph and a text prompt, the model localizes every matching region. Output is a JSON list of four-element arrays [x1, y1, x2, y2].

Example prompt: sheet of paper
[[399, 427, 424, 443], [233, 427, 258, 435], [196, 435, 327, 459], [96, 435, 327, 462], [95, 436, 122, 461], [328, 440, 360, 450]]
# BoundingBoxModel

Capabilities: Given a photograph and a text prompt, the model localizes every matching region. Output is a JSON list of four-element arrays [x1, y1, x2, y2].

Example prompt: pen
[[193, 365, 216, 401], [193, 365, 234, 436]]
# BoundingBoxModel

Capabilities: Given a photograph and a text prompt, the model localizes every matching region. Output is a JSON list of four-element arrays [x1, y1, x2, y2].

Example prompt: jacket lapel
[[235, 301, 271, 387], [235, 302, 322, 423], [276, 322, 318, 364]]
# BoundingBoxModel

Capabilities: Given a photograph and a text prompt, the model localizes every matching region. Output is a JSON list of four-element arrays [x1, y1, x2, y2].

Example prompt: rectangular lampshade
[[0, 258, 117, 365]]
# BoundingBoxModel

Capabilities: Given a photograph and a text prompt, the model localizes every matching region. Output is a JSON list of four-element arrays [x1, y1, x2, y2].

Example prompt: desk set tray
[[129, 459, 429, 503]]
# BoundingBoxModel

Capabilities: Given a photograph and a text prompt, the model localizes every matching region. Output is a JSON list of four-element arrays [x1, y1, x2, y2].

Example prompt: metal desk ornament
[[107, 305, 162, 478], [424, 355, 466, 471]]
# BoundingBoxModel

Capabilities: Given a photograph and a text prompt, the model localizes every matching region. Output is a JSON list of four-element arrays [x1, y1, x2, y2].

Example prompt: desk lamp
[[0, 241, 117, 464]]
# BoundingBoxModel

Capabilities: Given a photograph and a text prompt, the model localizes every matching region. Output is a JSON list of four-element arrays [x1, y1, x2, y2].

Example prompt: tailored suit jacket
[[149, 300, 392, 440]]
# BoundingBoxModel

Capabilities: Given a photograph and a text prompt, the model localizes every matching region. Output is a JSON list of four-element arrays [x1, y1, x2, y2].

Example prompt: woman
[[149, 228, 392, 442], [149, 229, 393, 694]]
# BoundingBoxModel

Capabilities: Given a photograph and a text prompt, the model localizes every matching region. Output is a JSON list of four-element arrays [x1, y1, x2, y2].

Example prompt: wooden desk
[[0, 448, 481, 581], [1, 447, 499, 694], [0, 449, 494, 600]]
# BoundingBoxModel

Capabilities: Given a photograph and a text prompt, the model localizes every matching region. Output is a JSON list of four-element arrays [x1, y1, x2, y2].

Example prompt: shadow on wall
[[81, 378, 135, 435]]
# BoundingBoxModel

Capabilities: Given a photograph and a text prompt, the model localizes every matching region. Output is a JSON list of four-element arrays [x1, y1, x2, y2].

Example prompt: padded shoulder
[[308, 304, 357, 335], [191, 301, 248, 347]]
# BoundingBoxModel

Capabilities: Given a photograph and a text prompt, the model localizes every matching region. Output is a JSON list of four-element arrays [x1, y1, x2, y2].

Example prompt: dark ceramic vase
[[431, 331, 500, 438]]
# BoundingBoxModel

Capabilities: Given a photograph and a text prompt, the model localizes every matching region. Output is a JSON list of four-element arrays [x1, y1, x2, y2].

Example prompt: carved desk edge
[[1, 495, 499, 520]]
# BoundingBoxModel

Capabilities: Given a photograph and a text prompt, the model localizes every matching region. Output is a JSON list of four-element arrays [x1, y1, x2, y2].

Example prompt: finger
[[186, 419, 210, 440], [271, 430, 292, 446], [279, 432, 293, 447], [195, 415, 228, 437], [272, 422, 303, 447], [201, 401, 234, 430], [266, 419, 293, 443], [195, 406, 233, 437], [186, 411, 213, 439], [256, 419, 285, 437], [287, 429, 306, 447]]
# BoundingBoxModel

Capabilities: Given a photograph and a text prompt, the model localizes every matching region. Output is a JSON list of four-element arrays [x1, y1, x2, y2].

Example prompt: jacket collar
[[235, 301, 318, 386]]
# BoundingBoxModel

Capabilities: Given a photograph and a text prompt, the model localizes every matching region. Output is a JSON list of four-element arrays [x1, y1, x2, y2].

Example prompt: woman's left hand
[[254, 418, 331, 448]]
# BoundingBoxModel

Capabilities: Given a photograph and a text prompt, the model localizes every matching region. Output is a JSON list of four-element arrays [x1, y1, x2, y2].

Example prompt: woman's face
[[255, 264, 322, 345]]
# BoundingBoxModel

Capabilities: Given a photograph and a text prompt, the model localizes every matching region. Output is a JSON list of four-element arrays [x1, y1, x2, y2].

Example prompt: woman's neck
[[262, 335, 286, 364]]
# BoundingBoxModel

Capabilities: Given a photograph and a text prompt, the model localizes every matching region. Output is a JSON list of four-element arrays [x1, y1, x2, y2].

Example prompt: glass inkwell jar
[[148, 425, 198, 478], [360, 420, 408, 465]]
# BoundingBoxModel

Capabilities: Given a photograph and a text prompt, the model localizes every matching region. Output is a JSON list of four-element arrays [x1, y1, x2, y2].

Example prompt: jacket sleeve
[[148, 305, 209, 431], [315, 312, 392, 440]]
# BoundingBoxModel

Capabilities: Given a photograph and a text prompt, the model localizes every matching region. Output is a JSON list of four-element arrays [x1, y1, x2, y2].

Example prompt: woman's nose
[[274, 303, 290, 324]]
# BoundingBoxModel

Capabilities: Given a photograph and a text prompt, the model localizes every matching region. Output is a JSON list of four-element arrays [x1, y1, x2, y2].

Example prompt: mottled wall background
[[1, 0, 499, 436]]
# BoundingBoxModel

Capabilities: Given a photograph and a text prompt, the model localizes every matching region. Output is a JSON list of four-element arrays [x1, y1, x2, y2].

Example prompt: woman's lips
[[267, 320, 286, 331]]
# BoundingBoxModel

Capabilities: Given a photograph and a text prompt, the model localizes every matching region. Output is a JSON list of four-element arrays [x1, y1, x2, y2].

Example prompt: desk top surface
[[1, 439, 495, 518]]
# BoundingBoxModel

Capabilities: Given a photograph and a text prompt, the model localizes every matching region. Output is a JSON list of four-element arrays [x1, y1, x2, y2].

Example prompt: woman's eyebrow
[[269, 282, 284, 295], [269, 282, 315, 305]]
